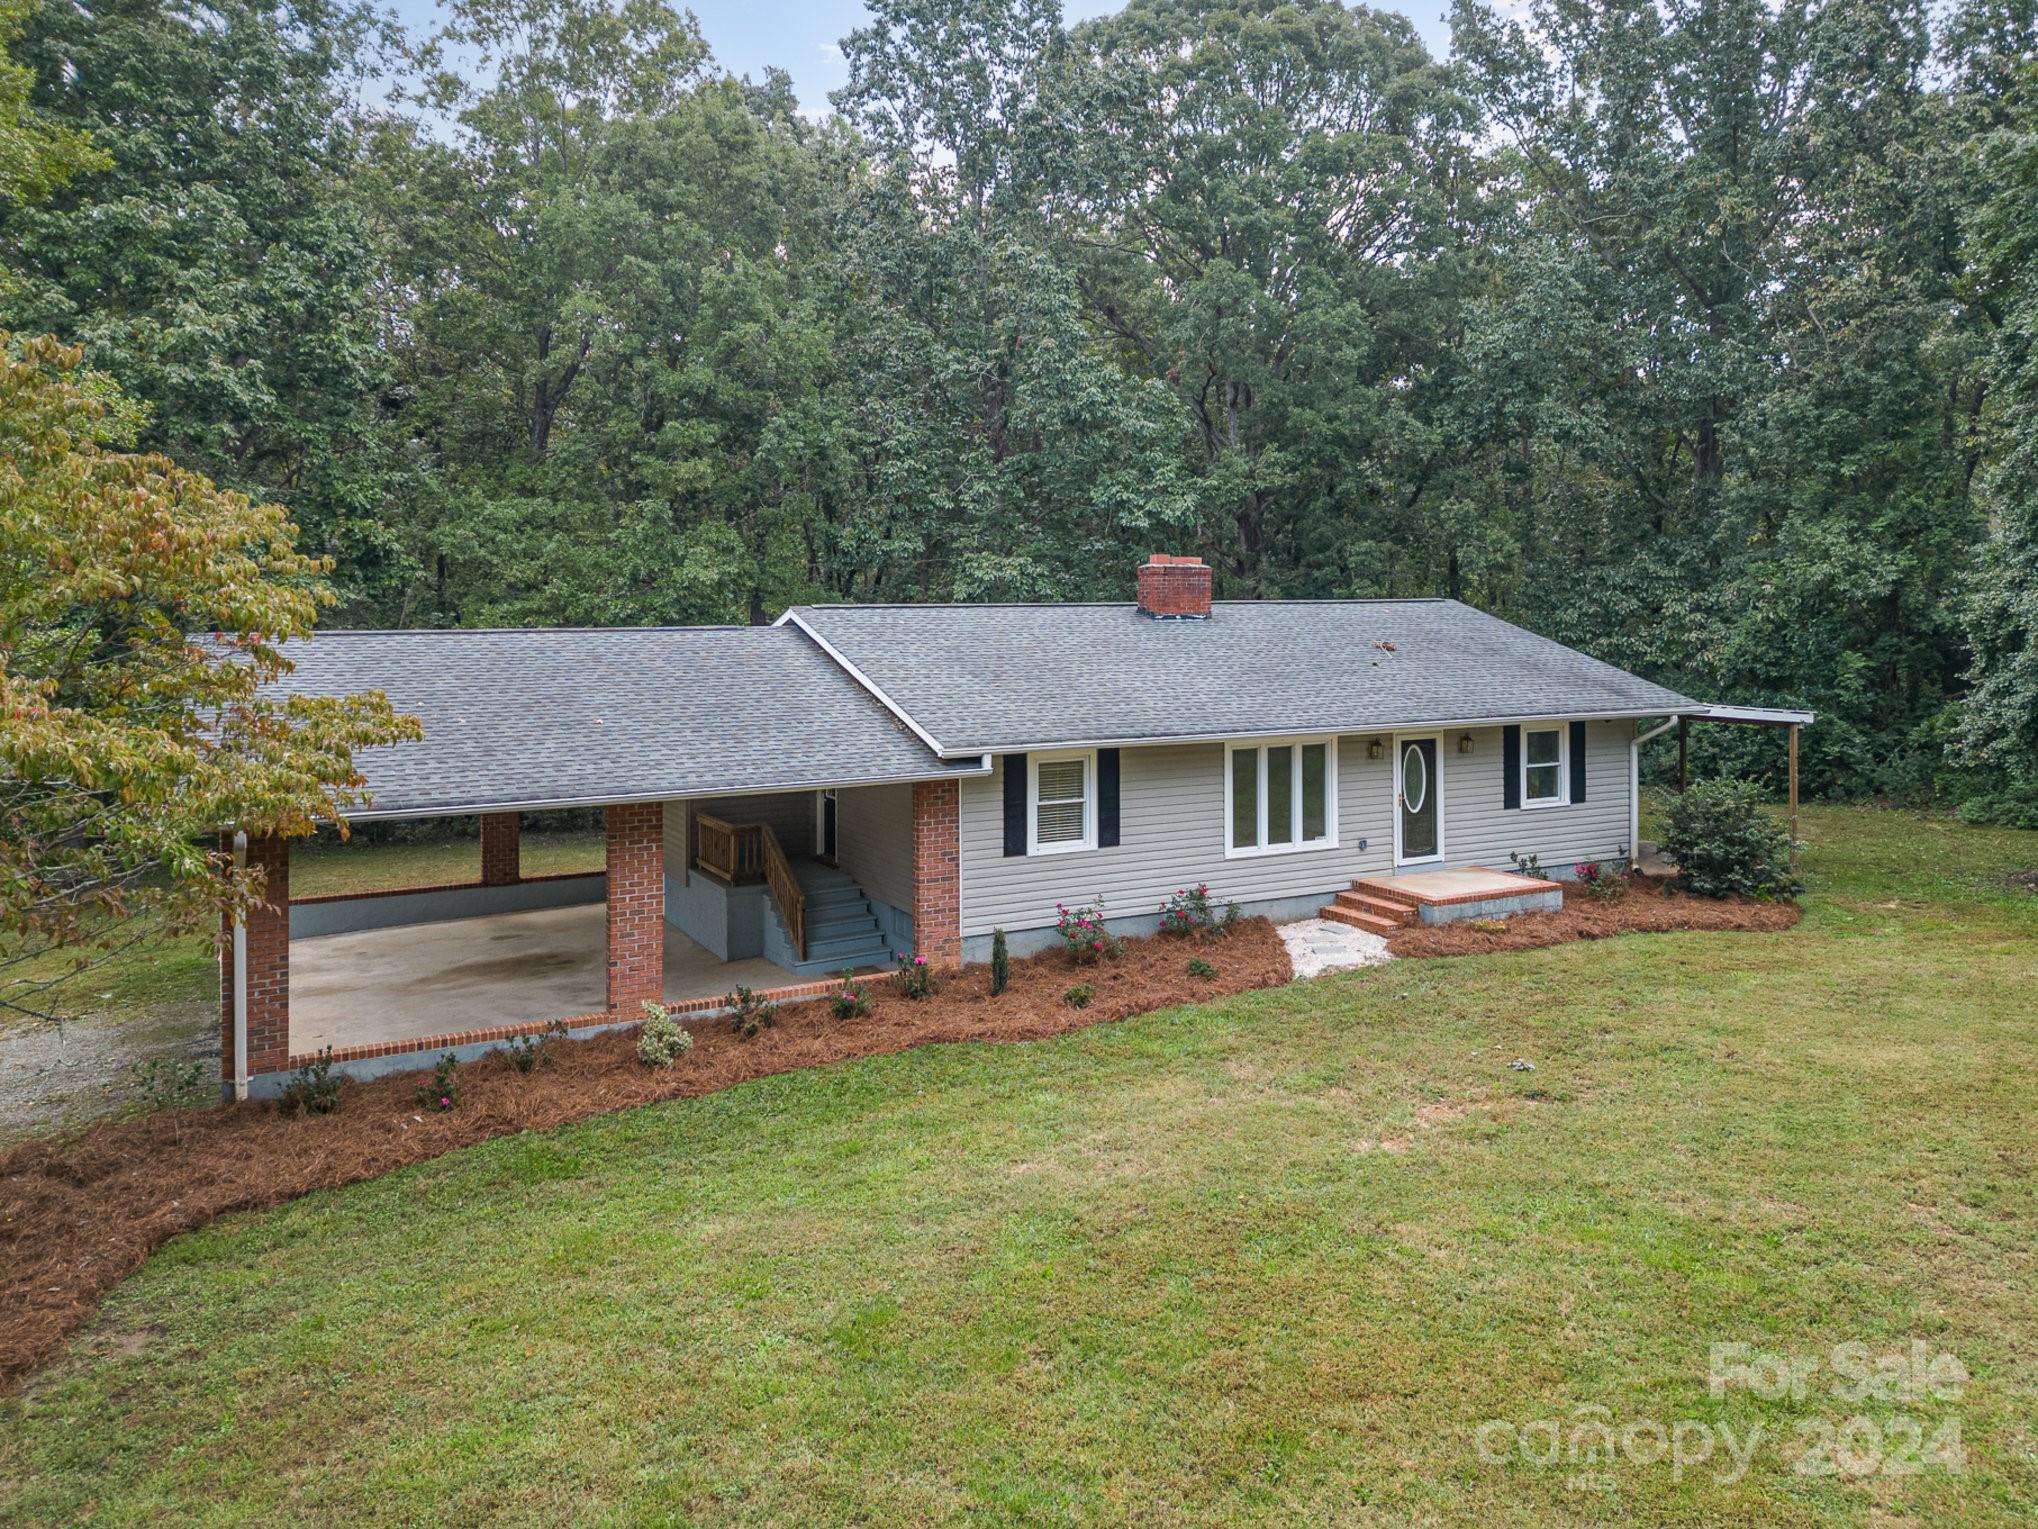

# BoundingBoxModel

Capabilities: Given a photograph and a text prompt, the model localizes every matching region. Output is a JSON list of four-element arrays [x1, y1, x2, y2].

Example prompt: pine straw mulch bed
[[1385, 876, 1801, 958], [0, 918, 1290, 1394]]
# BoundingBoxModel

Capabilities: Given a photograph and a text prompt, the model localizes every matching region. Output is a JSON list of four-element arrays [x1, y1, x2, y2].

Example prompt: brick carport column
[[479, 811, 521, 886], [219, 831, 292, 1086], [605, 802, 665, 1012], [911, 779, 962, 968]]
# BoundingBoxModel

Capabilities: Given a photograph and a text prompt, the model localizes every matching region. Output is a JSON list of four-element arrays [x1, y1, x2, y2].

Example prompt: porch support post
[[605, 802, 665, 1012], [220, 832, 292, 1091], [479, 811, 521, 886], [1787, 723, 1800, 872], [910, 779, 962, 968], [1677, 716, 1689, 792]]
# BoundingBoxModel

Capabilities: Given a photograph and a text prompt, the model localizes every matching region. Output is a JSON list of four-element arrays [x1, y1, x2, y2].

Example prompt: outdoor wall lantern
[[1458, 732, 1475, 755], [1367, 738, 1385, 760]]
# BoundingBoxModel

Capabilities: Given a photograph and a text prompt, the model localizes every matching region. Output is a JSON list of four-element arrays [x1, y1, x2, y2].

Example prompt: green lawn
[[3, 807, 2034, 1524], [3, 832, 605, 1022]]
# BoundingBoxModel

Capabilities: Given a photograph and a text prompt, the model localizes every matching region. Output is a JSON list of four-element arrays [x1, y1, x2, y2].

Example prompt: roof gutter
[[935, 708, 1700, 760], [331, 760, 994, 825]]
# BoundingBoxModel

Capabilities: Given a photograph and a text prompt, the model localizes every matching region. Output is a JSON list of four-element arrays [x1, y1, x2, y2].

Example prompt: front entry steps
[[1321, 867, 1564, 931], [1321, 887, 1419, 936], [772, 862, 896, 978]]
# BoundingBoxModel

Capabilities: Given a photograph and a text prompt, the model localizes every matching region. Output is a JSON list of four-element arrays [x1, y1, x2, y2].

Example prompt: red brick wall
[[911, 779, 962, 968], [479, 812, 521, 886], [218, 832, 292, 1082], [605, 802, 665, 1011], [1135, 553, 1212, 618]]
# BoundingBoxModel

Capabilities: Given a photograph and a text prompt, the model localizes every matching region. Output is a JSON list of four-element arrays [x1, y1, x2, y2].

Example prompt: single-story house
[[219, 554, 1809, 1097]]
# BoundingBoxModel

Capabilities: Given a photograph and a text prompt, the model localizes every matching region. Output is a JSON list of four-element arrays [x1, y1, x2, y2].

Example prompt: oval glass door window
[[1401, 744, 1427, 814]]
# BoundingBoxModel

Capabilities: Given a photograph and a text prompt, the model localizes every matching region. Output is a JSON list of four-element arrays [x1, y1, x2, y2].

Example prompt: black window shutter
[[1502, 725, 1521, 810], [1569, 721, 1588, 803], [1002, 754, 1027, 856], [1098, 749, 1121, 848]]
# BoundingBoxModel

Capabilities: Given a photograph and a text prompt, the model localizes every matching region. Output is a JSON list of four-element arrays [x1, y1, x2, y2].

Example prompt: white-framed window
[[1522, 726, 1568, 807], [1225, 736, 1337, 856], [1028, 749, 1096, 854]]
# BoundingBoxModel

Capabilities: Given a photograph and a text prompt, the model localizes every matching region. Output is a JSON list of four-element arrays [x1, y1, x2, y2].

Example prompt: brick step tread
[[1351, 878, 1427, 908], [1331, 890, 1416, 922], [1320, 905, 1403, 936]]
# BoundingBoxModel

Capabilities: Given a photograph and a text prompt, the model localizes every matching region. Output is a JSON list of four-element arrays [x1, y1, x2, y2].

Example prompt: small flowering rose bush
[[414, 1052, 461, 1111], [1573, 858, 1629, 904], [892, 952, 934, 1000], [1156, 884, 1241, 937], [831, 975, 871, 1020], [1055, 899, 1122, 963]]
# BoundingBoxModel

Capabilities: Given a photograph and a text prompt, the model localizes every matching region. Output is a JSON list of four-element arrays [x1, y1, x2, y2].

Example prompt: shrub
[[276, 1048, 339, 1118], [831, 975, 871, 1021], [892, 951, 934, 1000], [132, 1055, 211, 1114], [415, 1053, 461, 1111], [638, 1002, 693, 1066], [1658, 779, 1803, 900], [1186, 956, 1217, 979], [727, 985, 779, 1039], [1063, 983, 1094, 1010], [1508, 850, 1547, 880], [989, 928, 1009, 995], [1157, 884, 1239, 937], [502, 1034, 543, 1074], [1956, 785, 2038, 831], [1572, 858, 1629, 904], [1054, 899, 1122, 963]]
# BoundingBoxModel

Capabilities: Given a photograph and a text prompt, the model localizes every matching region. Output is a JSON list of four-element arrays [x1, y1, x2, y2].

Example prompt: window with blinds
[[1029, 752, 1094, 853]]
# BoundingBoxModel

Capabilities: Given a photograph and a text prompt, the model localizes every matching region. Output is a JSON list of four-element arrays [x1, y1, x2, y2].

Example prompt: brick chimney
[[1136, 553, 1213, 619]]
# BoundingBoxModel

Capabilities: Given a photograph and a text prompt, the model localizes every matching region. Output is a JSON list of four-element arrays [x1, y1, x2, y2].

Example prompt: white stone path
[[1279, 917, 1394, 978]]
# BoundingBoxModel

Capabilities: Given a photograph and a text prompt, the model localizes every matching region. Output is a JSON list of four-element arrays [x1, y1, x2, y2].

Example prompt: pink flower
[[439, 1096, 450, 1107], [914, 955, 926, 966]]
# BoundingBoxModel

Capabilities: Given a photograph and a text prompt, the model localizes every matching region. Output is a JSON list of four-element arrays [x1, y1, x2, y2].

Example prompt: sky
[[381, 1, 1461, 118]]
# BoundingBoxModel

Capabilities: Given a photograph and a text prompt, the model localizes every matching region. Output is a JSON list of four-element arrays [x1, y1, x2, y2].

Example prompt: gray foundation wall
[[959, 889, 1332, 964]]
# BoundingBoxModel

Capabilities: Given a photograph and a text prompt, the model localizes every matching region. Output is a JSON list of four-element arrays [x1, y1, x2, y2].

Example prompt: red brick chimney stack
[[1136, 553, 1213, 619]]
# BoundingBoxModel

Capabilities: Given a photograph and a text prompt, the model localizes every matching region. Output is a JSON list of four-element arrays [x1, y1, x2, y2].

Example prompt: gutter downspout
[[231, 830, 249, 1101], [1630, 717, 1682, 869]]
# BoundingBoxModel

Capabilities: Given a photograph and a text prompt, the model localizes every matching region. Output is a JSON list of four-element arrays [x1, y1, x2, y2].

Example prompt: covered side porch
[[222, 781, 965, 1098]]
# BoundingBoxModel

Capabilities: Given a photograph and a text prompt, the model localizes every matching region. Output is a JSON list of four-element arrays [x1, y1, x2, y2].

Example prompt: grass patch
[[1, 807, 2034, 1524], [290, 829, 603, 898], [1, 833, 605, 1032]]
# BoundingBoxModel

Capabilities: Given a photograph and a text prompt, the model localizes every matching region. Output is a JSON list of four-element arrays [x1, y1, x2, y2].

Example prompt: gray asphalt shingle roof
[[787, 599, 1695, 755], [272, 626, 976, 818]]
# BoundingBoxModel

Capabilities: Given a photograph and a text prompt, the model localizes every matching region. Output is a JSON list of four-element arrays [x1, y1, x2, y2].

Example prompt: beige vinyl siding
[[959, 740, 1396, 938], [834, 782, 915, 913], [958, 721, 1636, 936], [1425, 721, 1633, 870]]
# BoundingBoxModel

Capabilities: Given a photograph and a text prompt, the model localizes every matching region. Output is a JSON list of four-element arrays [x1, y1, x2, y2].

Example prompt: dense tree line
[[2, 0, 2034, 809]]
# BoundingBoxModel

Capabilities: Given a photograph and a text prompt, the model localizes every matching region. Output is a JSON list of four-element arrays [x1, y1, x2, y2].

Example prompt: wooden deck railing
[[694, 813, 765, 884], [694, 812, 806, 962], [760, 826, 805, 962]]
